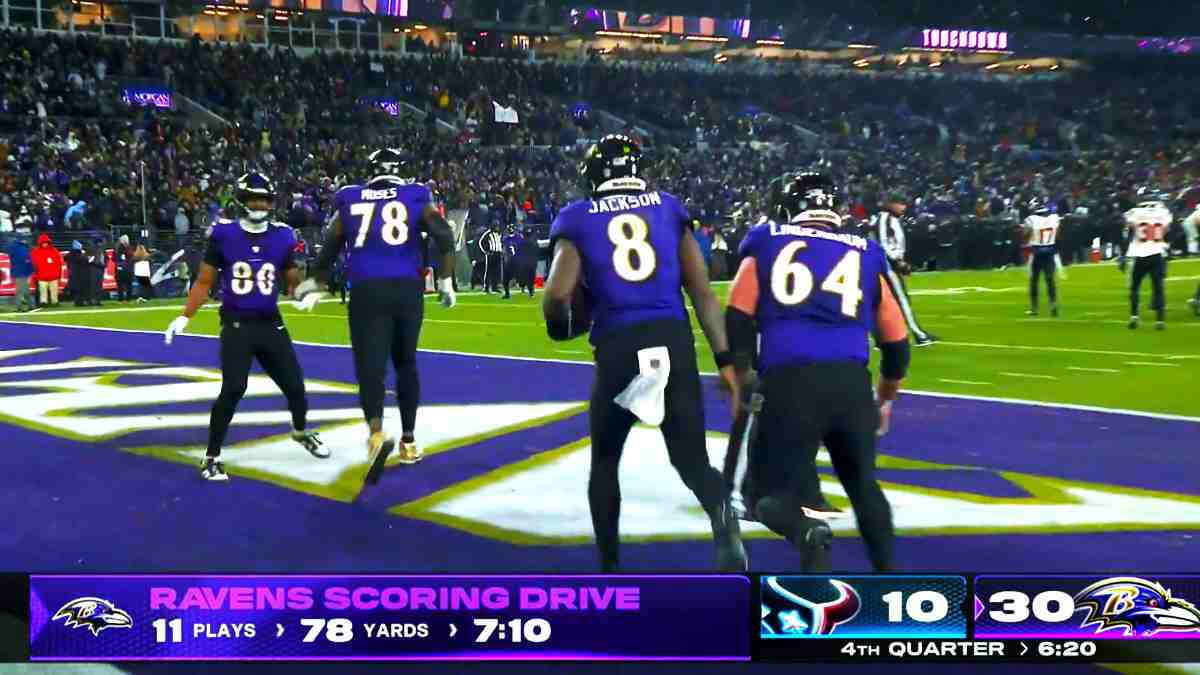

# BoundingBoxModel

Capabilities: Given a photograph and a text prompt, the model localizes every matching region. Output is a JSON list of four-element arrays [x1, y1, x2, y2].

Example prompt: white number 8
[[230, 261, 276, 296], [608, 214, 656, 282]]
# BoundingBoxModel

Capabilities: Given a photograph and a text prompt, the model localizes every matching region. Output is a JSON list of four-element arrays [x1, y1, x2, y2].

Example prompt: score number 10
[[882, 591, 950, 623]]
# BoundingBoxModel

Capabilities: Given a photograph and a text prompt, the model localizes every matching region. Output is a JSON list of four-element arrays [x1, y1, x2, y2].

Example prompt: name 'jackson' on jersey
[[205, 219, 298, 318], [739, 221, 890, 372], [335, 179, 432, 283], [550, 190, 689, 341]]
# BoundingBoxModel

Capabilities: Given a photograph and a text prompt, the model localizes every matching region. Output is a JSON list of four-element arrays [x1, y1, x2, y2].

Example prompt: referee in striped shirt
[[479, 224, 505, 294], [871, 193, 938, 346]]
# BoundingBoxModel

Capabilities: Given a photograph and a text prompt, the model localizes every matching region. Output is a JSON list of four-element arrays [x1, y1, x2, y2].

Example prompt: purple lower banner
[[29, 574, 749, 661]]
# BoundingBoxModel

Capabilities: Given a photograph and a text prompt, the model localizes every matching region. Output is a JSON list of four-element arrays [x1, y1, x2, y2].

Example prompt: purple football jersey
[[208, 219, 297, 316], [739, 220, 890, 372], [550, 190, 690, 341], [336, 178, 431, 284]]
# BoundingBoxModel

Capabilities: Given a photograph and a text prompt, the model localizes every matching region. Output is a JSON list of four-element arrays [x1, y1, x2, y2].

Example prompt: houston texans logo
[[1075, 577, 1200, 636], [52, 597, 133, 635], [761, 577, 861, 636]]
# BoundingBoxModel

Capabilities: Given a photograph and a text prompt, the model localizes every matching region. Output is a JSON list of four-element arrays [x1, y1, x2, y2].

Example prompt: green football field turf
[[4, 258, 1198, 417]]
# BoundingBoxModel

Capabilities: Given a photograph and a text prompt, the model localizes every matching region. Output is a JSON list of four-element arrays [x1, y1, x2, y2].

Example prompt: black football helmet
[[235, 172, 275, 230], [1027, 197, 1048, 214], [580, 134, 645, 195], [771, 172, 842, 227], [368, 148, 412, 182]]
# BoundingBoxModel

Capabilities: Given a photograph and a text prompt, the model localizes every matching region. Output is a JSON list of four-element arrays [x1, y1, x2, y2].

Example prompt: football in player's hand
[[570, 285, 593, 336]]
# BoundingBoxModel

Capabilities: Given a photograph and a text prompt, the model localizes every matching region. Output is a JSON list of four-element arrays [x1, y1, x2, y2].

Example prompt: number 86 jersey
[[335, 179, 432, 284], [206, 219, 298, 318], [737, 220, 891, 373]]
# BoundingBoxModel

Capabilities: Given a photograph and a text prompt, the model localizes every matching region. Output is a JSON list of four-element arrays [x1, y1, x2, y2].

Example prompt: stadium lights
[[595, 30, 662, 39], [847, 43, 877, 49], [930, 61, 942, 68], [756, 39, 784, 46], [414, 24, 427, 30], [685, 35, 728, 43], [985, 62, 1000, 69], [1050, 64, 1060, 70]]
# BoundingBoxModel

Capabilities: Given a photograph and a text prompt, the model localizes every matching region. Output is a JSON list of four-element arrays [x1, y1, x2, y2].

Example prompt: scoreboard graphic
[[6, 574, 1200, 662]]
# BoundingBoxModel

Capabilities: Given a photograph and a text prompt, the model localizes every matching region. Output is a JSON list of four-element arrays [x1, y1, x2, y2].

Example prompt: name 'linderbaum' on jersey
[[335, 179, 433, 283], [549, 190, 690, 341], [738, 221, 891, 372]]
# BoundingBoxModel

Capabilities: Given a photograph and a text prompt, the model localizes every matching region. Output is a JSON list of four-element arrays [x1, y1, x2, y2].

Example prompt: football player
[[542, 134, 746, 572], [1122, 188, 1172, 330], [299, 148, 456, 487], [1183, 202, 1199, 315], [1023, 197, 1061, 317], [163, 172, 327, 482], [725, 172, 908, 572]]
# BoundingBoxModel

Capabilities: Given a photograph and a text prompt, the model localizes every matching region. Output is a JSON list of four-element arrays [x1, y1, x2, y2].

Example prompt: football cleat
[[915, 333, 939, 347], [711, 499, 748, 572], [1050, 305, 1060, 317], [1026, 309, 1038, 316], [200, 458, 229, 482], [397, 441, 424, 465], [1129, 316, 1140, 330], [1155, 321, 1166, 331], [293, 430, 329, 458], [802, 497, 847, 520], [364, 431, 395, 485], [1189, 297, 1200, 316]]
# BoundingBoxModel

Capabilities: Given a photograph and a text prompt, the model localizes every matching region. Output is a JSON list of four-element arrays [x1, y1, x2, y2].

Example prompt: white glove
[[164, 315, 189, 345], [292, 278, 322, 312], [294, 293, 321, 312], [437, 277, 456, 309]]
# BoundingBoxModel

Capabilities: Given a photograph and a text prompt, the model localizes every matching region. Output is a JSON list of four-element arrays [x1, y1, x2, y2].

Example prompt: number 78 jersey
[[739, 221, 890, 371], [336, 179, 432, 283]]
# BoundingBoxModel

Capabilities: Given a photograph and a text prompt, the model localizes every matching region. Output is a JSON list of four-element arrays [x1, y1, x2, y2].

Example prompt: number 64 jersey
[[737, 221, 894, 373], [206, 219, 298, 318]]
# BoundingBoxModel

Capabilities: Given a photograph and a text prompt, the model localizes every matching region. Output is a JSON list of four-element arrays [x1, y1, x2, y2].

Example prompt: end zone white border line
[[1, 320, 1197, 425]]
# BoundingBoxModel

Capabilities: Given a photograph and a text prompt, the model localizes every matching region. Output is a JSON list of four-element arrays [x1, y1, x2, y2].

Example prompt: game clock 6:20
[[473, 618, 552, 643]]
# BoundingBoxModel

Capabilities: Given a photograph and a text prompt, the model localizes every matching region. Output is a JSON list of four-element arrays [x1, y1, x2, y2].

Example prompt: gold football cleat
[[396, 441, 424, 465]]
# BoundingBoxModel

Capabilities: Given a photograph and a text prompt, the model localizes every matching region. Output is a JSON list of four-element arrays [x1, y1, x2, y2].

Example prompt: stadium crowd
[[2, 27, 1200, 286]]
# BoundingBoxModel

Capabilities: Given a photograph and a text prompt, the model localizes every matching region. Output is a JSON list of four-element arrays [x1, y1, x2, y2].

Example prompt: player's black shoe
[[915, 333, 939, 347], [293, 430, 329, 458], [711, 499, 748, 572], [1026, 309, 1038, 316], [1129, 316, 1140, 330], [1189, 297, 1199, 316], [364, 431, 395, 486], [757, 495, 832, 572], [200, 458, 229, 482], [1050, 305, 1059, 317], [1155, 321, 1166, 331]]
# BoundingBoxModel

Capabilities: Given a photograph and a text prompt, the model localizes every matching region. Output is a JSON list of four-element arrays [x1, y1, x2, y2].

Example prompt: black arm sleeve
[[724, 307, 758, 371], [878, 338, 911, 381], [423, 208, 455, 257], [313, 216, 343, 278], [203, 238, 223, 269]]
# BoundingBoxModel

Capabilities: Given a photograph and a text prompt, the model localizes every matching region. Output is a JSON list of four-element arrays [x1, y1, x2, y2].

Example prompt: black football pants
[[1130, 254, 1165, 321], [208, 317, 308, 457], [347, 278, 424, 436]]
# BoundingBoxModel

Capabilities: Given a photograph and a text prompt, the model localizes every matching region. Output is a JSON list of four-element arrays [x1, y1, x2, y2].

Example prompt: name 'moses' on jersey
[[549, 190, 690, 341], [739, 221, 890, 372], [208, 219, 297, 316], [336, 180, 432, 283]]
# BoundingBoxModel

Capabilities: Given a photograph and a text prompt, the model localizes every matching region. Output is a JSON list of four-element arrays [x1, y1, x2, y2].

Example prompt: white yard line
[[4, 320, 1199, 423], [999, 372, 1059, 380], [1124, 361, 1181, 368], [1066, 367, 1122, 374]]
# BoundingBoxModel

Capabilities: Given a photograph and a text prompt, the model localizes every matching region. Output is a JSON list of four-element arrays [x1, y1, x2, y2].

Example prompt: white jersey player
[[1023, 199, 1061, 316], [1122, 189, 1172, 329]]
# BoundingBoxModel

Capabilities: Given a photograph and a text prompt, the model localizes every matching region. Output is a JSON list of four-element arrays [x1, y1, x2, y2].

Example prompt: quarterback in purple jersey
[[542, 134, 746, 572], [163, 172, 326, 482], [301, 148, 457, 487], [724, 172, 909, 572]]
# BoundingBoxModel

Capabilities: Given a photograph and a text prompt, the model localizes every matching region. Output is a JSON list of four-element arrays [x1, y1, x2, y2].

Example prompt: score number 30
[[988, 591, 1075, 623]]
